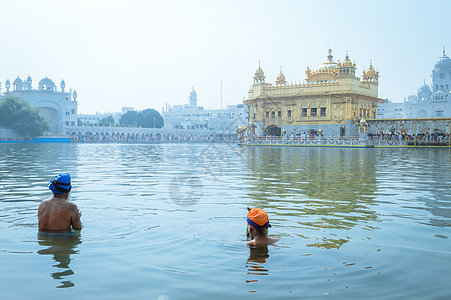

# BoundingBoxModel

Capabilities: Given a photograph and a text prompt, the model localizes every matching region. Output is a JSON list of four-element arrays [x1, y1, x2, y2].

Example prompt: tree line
[[0, 96, 50, 138], [95, 109, 164, 128], [0, 96, 164, 139]]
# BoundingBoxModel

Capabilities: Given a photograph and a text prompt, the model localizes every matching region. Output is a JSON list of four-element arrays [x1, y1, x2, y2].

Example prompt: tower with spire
[[189, 87, 197, 108]]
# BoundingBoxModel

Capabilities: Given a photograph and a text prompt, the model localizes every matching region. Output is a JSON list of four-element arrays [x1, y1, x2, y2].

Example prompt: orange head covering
[[247, 207, 271, 230]]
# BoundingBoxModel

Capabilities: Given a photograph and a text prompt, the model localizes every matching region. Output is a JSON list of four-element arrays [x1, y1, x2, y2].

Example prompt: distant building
[[377, 49, 451, 119], [77, 109, 127, 126], [1, 76, 78, 134], [163, 87, 248, 133], [245, 49, 381, 137]]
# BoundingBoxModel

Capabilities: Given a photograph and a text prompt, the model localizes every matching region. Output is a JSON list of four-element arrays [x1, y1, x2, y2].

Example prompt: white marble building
[[163, 88, 248, 133], [378, 49, 451, 119], [1, 76, 78, 134]]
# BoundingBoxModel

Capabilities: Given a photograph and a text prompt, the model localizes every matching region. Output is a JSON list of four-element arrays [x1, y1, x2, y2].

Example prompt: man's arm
[[70, 204, 82, 230]]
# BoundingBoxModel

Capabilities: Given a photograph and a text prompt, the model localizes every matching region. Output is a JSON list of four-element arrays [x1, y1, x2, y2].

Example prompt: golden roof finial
[[327, 49, 333, 62]]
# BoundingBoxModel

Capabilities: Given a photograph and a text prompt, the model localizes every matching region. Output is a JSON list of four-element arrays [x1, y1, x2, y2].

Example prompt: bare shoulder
[[38, 198, 51, 209], [40, 198, 52, 205], [66, 202, 79, 211]]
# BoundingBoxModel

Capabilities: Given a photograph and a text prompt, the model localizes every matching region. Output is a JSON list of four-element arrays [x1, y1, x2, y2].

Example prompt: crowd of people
[[71, 133, 237, 143], [368, 132, 450, 143]]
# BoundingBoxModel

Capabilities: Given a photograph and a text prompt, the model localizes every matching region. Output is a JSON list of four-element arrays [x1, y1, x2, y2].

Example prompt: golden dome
[[253, 61, 266, 84], [342, 50, 354, 67], [255, 67, 264, 77], [362, 60, 379, 82], [276, 67, 286, 85]]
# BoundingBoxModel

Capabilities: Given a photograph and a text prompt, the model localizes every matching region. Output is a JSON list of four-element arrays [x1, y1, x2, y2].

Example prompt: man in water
[[38, 173, 82, 233], [246, 207, 279, 245]]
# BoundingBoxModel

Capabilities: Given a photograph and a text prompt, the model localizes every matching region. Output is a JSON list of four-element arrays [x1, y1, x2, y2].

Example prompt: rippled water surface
[[0, 143, 450, 299]]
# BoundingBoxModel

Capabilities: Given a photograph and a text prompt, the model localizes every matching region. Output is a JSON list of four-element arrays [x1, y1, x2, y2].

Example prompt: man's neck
[[53, 194, 68, 200]]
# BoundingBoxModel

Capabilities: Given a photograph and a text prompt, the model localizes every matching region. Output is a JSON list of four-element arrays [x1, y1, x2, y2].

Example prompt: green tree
[[119, 110, 138, 127], [137, 109, 164, 128], [98, 115, 115, 127], [0, 96, 50, 138]]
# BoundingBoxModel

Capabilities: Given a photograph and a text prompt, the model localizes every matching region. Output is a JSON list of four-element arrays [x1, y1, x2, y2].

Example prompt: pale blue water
[[0, 143, 450, 299]]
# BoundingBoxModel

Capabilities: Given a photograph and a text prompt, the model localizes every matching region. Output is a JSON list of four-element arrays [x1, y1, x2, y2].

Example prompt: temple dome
[[38, 77, 57, 91], [13, 76, 23, 85], [434, 50, 451, 70], [253, 62, 266, 84], [255, 67, 264, 77], [316, 49, 337, 71], [418, 82, 431, 94]]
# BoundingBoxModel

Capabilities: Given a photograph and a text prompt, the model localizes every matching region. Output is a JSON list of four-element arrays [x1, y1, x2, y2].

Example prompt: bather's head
[[246, 207, 271, 239], [48, 173, 72, 198]]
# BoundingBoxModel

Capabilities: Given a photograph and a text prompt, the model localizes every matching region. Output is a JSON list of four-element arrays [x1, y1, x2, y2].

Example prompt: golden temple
[[244, 49, 382, 137]]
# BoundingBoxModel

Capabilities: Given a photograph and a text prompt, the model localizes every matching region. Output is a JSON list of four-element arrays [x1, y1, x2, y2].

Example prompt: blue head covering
[[48, 173, 72, 194]]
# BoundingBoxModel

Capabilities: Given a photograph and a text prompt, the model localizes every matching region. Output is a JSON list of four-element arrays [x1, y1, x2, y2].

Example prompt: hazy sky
[[1, 0, 450, 114]]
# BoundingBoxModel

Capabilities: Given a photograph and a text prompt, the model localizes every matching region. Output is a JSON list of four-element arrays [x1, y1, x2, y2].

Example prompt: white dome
[[316, 62, 337, 71], [316, 49, 337, 71], [418, 83, 431, 94], [407, 94, 418, 103], [38, 77, 57, 91], [434, 53, 451, 70]]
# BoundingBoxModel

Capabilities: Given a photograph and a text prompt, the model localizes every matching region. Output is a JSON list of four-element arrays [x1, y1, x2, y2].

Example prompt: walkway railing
[[249, 136, 364, 145], [246, 135, 450, 146]]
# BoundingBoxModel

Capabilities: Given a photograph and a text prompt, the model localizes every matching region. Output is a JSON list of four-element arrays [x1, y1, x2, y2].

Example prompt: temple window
[[266, 111, 269, 118], [288, 110, 292, 119], [311, 108, 317, 117], [320, 107, 326, 117], [271, 111, 275, 118], [253, 113, 256, 120], [301, 108, 307, 117], [278, 111, 281, 118]]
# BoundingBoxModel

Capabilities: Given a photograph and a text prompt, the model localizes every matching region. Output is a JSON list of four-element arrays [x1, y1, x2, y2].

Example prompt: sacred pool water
[[0, 143, 450, 299]]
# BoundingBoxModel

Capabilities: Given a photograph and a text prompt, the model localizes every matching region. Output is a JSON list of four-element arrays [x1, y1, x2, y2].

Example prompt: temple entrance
[[38, 107, 60, 134], [265, 125, 281, 136]]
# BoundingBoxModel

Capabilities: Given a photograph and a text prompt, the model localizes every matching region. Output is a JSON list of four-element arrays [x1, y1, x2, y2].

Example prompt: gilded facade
[[244, 49, 382, 137]]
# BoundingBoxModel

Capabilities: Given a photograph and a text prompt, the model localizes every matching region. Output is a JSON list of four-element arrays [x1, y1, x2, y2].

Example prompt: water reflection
[[373, 149, 451, 227], [0, 144, 80, 204], [246, 245, 269, 290], [246, 147, 378, 248], [37, 233, 81, 288]]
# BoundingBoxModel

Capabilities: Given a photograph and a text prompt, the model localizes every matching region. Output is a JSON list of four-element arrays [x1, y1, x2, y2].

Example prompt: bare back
[[38, 196, 82, 233]]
